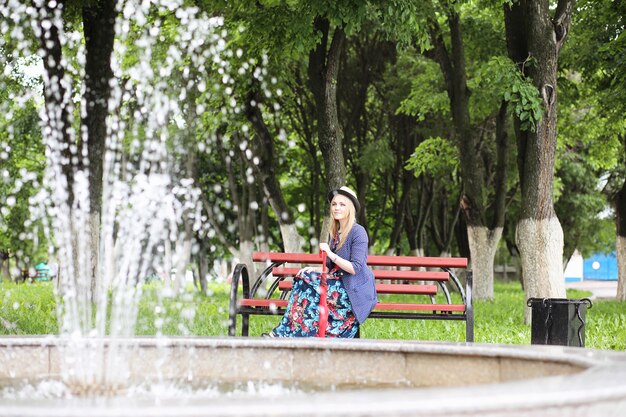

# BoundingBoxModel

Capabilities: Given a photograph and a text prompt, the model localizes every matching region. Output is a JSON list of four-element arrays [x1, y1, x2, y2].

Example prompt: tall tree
[[416, 1, 512, 298], [81, 0, 118, 300], [504, 0, 574, 317], [25, 0, 118, 300]]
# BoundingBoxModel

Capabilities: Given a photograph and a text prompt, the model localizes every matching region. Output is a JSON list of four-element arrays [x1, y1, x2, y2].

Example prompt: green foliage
[[1, 0, 624, 327], [356, 140, 394, 175], [397, 55, 449, 120], [373, 0, 425, 48], [0, 68, 49, 264], [405, 136, 459, 178], [556, 0, 625, 259], [568, 0, 626, 116], [474, 56, 543, 132], [560, 0, 626, 179], [557, 73, 624, 172], [554, 147, 616, 259]]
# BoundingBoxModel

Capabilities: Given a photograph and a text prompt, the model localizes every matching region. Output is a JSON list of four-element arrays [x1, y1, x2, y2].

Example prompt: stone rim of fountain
[[1, 336, 626, 417]]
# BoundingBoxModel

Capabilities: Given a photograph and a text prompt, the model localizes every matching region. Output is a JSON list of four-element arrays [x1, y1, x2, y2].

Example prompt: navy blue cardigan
[[327, 223, 378, 323]]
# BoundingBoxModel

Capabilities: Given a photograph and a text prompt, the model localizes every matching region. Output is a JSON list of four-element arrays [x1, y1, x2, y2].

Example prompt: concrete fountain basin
[[1, 336, 625, 416]]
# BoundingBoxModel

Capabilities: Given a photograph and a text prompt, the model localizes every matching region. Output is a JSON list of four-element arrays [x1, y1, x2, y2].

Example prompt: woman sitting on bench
[[264, 186, 377, 338]]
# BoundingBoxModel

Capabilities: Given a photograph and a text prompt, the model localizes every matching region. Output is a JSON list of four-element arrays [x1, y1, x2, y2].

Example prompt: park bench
[[228, 251, 474, 341]]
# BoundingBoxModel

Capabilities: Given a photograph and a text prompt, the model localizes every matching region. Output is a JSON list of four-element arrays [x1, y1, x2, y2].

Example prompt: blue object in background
[[35, 263, 51, 281], [583, 252, 618, 281]]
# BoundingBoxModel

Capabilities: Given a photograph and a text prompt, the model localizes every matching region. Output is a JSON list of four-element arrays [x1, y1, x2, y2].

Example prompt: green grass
[[1, 280, 624, 351], [0, 281, 57, 334]]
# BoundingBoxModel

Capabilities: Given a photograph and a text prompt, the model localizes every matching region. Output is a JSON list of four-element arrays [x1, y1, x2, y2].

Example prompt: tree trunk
[[467, 226, 503, 299], [384, 174, 411, 255], [0, 251, 10, 280], [82, 0, 117, 301], [193, 237, 209, 295], [616, 177, 626, 301], [33, 1, 76, 206], [405, 176, 433, 256], [238, 239, 255, 291], [426, 10, 483, 216], [409, 248, 425, 258], [462, 102, 508, 299], [432, 187, 462, 256], [258, 199, 270, 253], [173, 220, 193, 294], [426, 6, 507, 297], [384, 116, 417, 254], [279, 224, 305, 254], [455, 212, 471, 259], [308, 17, 347, 192], [34, 1, 90, 317], [516, 217, 565, 314], [163, 237, 172, 288], [616, 236, 625, 301], [244, 94, 304, 253], [197, 248, 208, 295], [504, 0, 573, 320]]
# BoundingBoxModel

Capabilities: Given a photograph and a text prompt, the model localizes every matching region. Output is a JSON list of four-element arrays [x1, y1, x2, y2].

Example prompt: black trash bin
[[527, 298, 593, 347]]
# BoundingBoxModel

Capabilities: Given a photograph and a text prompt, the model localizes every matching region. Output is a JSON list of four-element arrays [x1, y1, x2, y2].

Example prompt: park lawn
[[0, 280, 624, 350]]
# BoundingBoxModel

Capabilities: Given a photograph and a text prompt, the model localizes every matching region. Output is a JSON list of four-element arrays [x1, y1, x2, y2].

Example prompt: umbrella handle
[[317, 249, 328, 338]]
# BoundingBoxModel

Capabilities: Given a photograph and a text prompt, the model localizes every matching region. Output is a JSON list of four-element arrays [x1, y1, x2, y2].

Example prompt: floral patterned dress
[[271, 234, 359, 338]]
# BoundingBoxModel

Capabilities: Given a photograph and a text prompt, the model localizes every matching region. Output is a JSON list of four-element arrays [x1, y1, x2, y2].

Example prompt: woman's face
[[331, 194, 353, 221]]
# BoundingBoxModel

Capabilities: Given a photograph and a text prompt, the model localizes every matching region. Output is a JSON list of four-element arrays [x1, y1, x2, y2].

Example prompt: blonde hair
[[329, 198, 356, 250]]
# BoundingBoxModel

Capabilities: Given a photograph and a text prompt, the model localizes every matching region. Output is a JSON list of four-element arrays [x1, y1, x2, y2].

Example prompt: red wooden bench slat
[[253, 252, 323, 263], [240, 299, 288, 308], [253, 252, 468, 269], [374, 303, 466, 312], [277, 280, 438, 295], [371, 270, 449, 280], [238, 299, 464, 312], [271, 267, 449, 281], [366, 255, 468, 269], [374, 284, 438, 295]]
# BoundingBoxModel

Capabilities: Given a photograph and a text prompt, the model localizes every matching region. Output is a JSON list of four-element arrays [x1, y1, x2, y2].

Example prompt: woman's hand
[[319, 242, 333, 257], [321, 242, 355, 274]]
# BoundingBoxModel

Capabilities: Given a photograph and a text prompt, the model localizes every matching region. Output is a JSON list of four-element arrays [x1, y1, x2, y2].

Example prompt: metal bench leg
[[242, 314, 250, 336], [465, 270, 474, 342], [229, 264, 247, 337], [228, 314, 237, 337]]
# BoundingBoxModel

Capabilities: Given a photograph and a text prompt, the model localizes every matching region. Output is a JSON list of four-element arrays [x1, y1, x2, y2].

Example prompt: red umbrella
[[317, 250, 329, 338]]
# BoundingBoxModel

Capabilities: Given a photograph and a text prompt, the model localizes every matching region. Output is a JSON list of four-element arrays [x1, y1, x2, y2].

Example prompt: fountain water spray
[[1, 0, 230, 395]]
